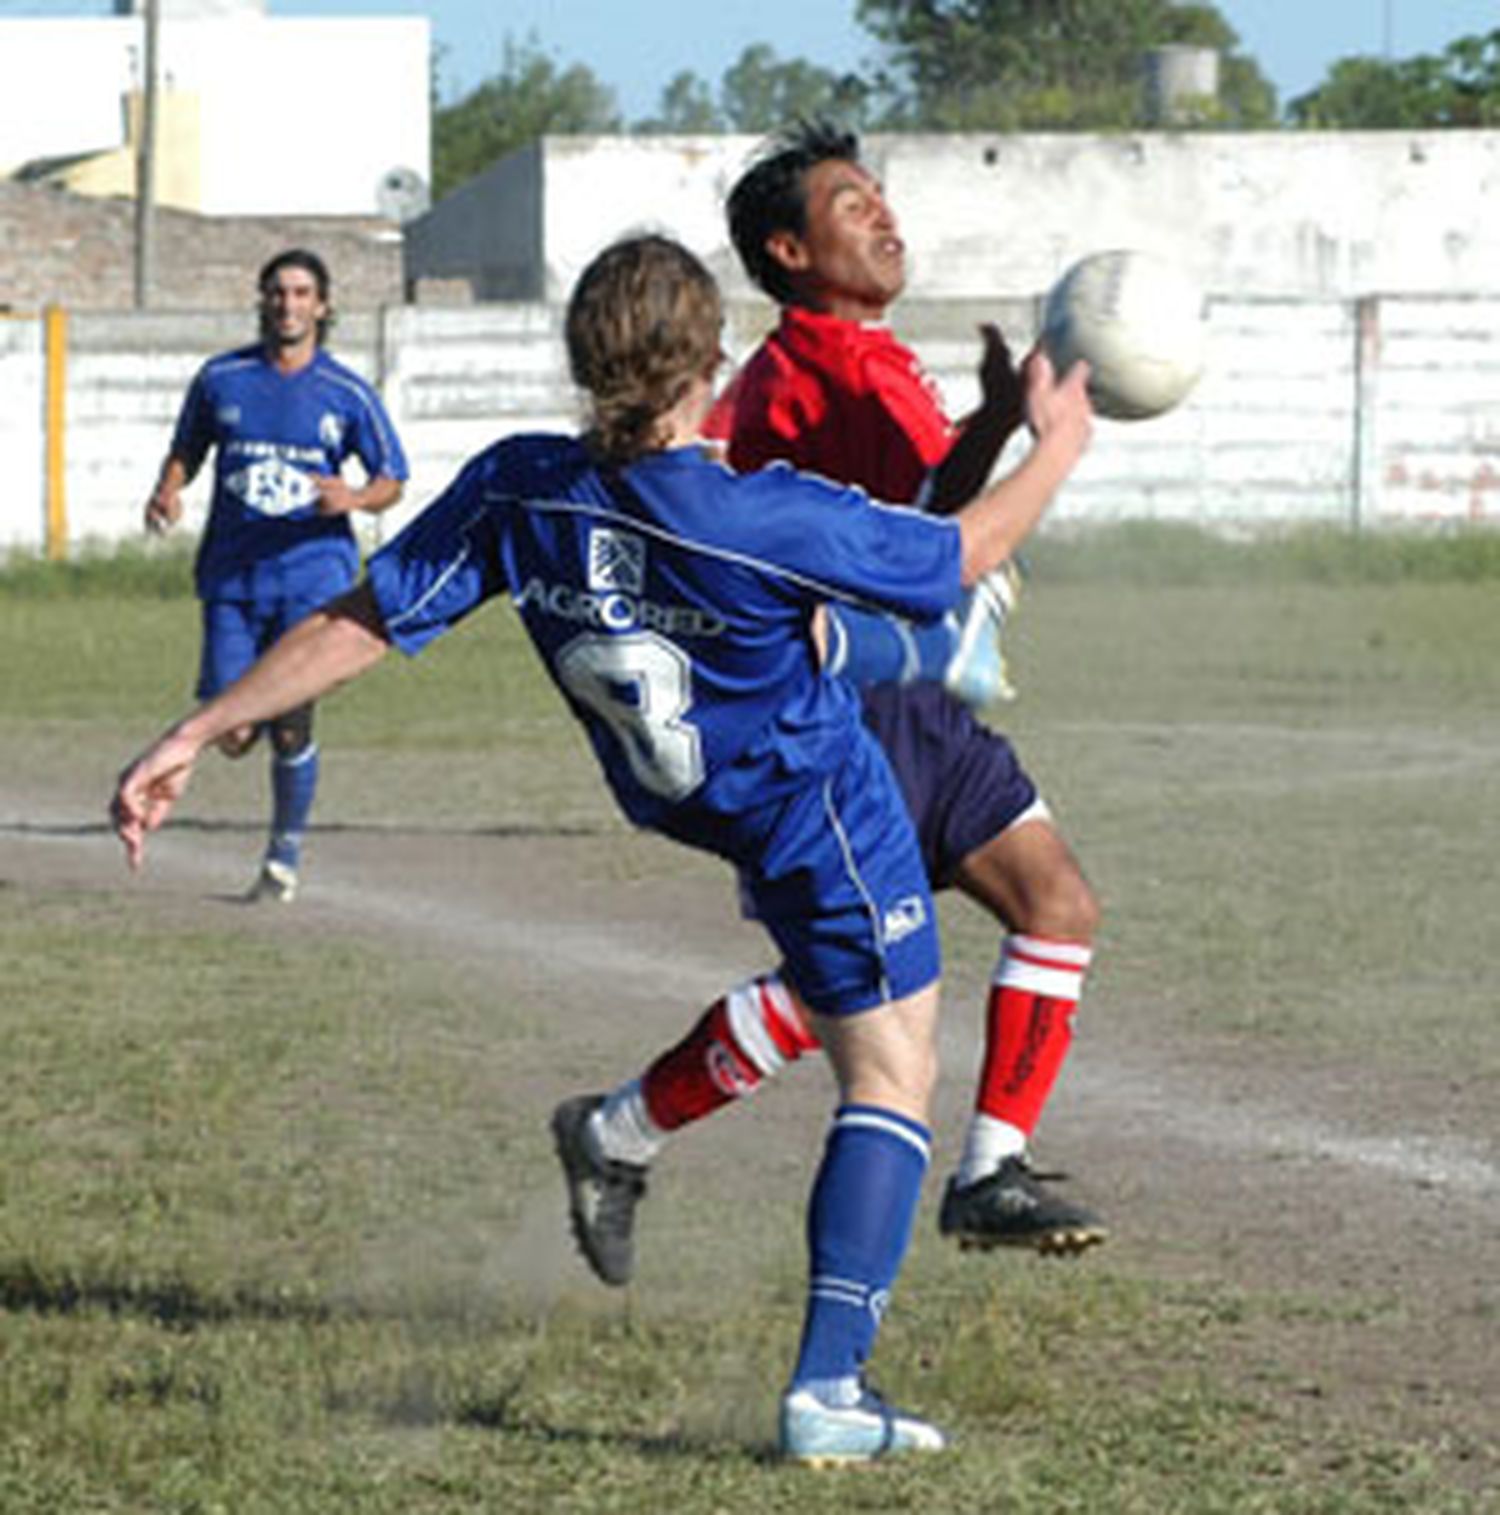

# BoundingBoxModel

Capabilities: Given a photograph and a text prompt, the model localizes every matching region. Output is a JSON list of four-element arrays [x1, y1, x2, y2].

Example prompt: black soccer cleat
[[550, 1094, 649, 1287], [938, 1155, 1108, 1256]]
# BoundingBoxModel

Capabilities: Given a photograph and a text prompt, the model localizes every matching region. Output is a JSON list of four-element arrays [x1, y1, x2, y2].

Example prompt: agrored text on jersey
[[705, 305, 954, 505], [365, 434, 963, 835], [171, 345, 409, 603]]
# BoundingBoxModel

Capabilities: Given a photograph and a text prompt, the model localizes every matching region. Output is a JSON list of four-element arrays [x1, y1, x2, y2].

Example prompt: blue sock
[[791, 1104, 931, 1390], [825, 605, 958, 688], [268, 743, 319, 868]]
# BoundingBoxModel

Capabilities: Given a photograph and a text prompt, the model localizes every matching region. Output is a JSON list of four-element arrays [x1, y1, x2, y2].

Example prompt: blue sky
[[263, 0, 1499, 113]]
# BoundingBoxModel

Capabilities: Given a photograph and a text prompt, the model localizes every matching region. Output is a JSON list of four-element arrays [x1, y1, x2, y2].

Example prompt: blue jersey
[[171, 344, 409, 603], [365, 435, 964, 842]]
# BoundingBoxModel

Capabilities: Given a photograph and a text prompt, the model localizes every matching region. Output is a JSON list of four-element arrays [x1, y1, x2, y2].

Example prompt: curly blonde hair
[[566, 235, 723, 464]]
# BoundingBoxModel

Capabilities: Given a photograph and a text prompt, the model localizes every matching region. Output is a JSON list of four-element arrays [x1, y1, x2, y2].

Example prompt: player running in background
[[561, 121, 1107, 1267], [113, 233, 1094, 1463], [144, 248, 408, 902]]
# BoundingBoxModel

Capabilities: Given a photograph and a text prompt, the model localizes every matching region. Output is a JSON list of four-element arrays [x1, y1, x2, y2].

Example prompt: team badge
[[319, 412, 345, 451], [587, 527, 646, 595]]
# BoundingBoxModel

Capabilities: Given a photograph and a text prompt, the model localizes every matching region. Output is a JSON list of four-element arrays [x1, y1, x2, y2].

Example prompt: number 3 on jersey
[[556, 631, 706, 800]]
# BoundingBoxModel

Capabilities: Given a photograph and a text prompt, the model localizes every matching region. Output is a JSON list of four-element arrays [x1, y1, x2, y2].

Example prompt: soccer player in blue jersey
[[143, 248, 409, 902], [112, 235, 1093, 1463]]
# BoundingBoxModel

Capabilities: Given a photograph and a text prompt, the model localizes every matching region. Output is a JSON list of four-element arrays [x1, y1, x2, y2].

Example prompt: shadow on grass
[[0, 1258, 334, 1330], [1, 818, 611, 841], [455, 1392, 760, 1465]]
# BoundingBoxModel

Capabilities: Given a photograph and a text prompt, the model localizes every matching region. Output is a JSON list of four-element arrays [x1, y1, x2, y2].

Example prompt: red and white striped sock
[[956, 935, 1092, 1186], [594, 974, 818, 1165]]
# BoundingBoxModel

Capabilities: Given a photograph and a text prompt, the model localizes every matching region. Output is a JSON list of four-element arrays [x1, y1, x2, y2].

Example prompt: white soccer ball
[[1040, 249, 1206, 421]]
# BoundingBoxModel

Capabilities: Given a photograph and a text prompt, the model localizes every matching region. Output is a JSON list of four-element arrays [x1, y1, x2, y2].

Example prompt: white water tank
[[1143, 45, 1221, 125]]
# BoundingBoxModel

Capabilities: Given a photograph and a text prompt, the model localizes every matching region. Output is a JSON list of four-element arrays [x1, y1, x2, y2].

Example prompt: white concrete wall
[[375, 302, 580, 542], [878, 131, 1500, 301], [538, 137, 761, 303], [0, 17, 429, 217], [416, 131, 1500, 306], [0, 318, 45, 552], [5, 290, 1498, 563]]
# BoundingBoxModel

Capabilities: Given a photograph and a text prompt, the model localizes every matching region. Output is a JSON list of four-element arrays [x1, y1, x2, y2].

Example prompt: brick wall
[[0, 181, 403, 313]]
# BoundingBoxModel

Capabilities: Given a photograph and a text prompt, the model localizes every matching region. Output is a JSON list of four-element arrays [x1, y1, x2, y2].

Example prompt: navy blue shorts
[[860, 681, 1039, 889], [196, 594, 332, 700]]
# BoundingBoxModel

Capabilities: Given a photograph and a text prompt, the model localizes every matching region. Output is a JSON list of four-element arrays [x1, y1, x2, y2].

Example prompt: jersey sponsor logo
[[513, 576, 727, 639], [882, 894, 928, 946], [588, 527, 646, 595], [224, 456, 321, 517], [229, 439, 325, 463]]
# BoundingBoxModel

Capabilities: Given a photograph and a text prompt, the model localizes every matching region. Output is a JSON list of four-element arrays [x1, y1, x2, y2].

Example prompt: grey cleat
[[550, 1094, 648, 1287]]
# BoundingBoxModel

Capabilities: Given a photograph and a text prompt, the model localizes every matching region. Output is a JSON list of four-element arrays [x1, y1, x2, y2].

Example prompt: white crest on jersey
[[225, 457, 321, 517], [318, 412, 345, 451], [217, 405, 242, 427], [588, 527, 646, 595]]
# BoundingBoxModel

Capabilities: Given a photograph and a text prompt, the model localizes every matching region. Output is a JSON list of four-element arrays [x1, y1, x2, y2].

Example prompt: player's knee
[[269, 706, 315, 759], [1057, 869, 1101, 942], [217, 724, 260, 760], [1019, 861, 1100, 943]]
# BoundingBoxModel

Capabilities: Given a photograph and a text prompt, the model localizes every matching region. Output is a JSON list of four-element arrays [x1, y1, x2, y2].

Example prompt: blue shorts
[[715, 726, 941, 1018], [860, 681, 1039, 889], [195, 594, 331, 700]]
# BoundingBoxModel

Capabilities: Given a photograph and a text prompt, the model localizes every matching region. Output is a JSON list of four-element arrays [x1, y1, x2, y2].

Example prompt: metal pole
[[133, 0, 160, 309]]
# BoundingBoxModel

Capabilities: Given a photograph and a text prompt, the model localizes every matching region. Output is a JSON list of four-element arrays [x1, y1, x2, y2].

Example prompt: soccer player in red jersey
[[562, 123, 1107, 1262]]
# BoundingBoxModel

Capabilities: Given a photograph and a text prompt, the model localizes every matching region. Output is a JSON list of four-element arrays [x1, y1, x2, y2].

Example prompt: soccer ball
[[1040, 249, 1206, 420]]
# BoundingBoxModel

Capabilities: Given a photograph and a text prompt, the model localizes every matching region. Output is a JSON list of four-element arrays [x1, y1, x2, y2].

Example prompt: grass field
[[2, 530, 1498, 1512]]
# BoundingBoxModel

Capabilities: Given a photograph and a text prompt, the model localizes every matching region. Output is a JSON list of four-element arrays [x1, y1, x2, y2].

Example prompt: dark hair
[[257, 247, 334, 345], [566, 235, 723, 464], [727, 120, 861, 303]]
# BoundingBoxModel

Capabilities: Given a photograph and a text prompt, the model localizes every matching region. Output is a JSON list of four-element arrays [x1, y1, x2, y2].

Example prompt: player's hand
[[311, 475, 358, 516], [1023, 348, 1093, 457], [144, 486, 182, 535], [110, 732, 201, 872], [976, 323, 1025, 434]]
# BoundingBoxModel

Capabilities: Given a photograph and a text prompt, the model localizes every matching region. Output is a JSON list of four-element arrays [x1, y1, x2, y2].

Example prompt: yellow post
[[44, 305, 69, 561]]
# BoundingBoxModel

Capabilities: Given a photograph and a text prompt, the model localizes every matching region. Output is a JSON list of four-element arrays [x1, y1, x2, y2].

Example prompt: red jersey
[[706, 306, 954, 504]]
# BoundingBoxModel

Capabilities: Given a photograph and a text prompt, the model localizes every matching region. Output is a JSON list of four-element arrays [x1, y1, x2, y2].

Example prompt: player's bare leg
[[941, 816, 1107, 1254]]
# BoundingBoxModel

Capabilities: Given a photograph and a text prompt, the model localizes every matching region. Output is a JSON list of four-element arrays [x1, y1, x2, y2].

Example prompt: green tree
[[855, 0, 1275, 130], [1290, 28, 1500, 128], [637, 45, 870, 135], [720, 43, 870, 131], [639, 70, 726, 133], [432, 37, 621, 197]]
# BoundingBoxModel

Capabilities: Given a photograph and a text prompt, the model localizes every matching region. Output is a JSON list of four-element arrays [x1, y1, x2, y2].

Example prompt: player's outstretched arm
[[954, 352, 1092, 586], [110, 585, 392, 871]]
